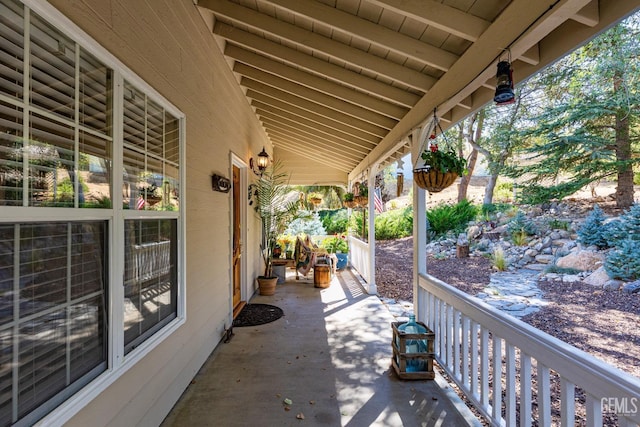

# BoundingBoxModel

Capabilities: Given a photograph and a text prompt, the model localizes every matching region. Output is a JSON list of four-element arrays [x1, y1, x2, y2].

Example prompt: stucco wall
[[44, 0, 266, 425]]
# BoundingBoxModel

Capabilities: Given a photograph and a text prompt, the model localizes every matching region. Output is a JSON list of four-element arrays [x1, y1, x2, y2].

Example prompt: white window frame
[[0, 1, 187, 425]]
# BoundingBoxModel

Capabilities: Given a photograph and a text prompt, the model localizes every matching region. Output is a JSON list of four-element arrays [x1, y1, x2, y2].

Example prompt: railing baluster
[[480, 327, 489, 409], [453, 308, 461, 380], [440, 300, 446, 362], [560, 377, 575, 426], [505, 343, 516, 426], [520, 353, 532, 427], [462, 315, 470, 389], [492, 335, 503, 422], [585, 394, 603, 427], [447, 304, 454, 371], [538, 363, 551, 426], [471, 321, 479, 399]]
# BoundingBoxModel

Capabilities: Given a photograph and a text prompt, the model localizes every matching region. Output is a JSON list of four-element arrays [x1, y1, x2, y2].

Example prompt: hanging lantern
[[494, 60, 515, 105]]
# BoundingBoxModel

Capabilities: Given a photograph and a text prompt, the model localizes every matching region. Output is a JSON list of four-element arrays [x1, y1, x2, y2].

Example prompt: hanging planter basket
[[354, 195, 367, 207], [343, 200, 357, 209], [413, 168, 458, 193]]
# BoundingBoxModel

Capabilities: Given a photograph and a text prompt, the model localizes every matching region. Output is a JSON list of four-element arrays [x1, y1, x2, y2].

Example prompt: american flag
[[374, 188, 384, 213], [136, 195, 145, 210]]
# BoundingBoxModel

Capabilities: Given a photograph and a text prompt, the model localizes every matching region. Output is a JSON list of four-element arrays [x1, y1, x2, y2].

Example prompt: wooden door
[[232, 165, 242, 310]]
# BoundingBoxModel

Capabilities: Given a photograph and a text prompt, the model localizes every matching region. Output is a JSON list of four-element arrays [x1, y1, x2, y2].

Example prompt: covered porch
[[162, 268, 480, 426]]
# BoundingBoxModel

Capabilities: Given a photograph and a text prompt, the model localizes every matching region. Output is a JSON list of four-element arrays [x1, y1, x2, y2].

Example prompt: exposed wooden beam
[[263, 0, 459, 71], [256, 108, 376, 151], [572, 0, 599, 26], [366, 0, 491, 42], [228, 46, 409, 120], [250, 98, 383, 144], [270, 137, 358, 171], [244, 87, 389, 138], [199, 0, 435, 91], [214, 22, 421, 107]]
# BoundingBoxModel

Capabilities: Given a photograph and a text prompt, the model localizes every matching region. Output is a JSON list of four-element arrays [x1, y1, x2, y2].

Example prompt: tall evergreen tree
[[510, 15, 640, 208]]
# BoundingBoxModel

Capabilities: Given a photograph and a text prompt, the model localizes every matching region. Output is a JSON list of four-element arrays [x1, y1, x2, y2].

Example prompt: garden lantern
[[494, 60, 515, 105]]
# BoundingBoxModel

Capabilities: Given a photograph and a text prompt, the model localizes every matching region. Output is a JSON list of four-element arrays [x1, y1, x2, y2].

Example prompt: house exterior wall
[[41, 0, 266, 425]]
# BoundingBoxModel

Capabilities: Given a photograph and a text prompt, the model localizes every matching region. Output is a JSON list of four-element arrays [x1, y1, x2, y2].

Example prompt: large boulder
[[583, 266, 611, 287], [556, 249, 605, 271]]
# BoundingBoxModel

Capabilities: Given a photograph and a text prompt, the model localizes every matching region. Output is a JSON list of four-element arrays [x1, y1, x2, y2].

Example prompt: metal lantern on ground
[[494, 60, 515, 105]]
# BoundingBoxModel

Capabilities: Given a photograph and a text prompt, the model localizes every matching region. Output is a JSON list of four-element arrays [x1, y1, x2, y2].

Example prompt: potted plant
[[249, 160, 301, 295], [322, 233, 349, 270], [343, 192, 356, 209], [413, 142, 467, 193]]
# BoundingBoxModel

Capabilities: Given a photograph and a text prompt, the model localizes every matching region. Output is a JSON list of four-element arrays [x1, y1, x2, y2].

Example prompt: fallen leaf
[[284, 407, 291, 412], [283, 398, 293, 405], [296, 413, 305, 419], [309, 400, 315, 405]]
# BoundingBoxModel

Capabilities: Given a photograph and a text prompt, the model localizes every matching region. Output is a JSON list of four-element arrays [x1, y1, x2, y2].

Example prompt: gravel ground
[[375, 236, 640, 425]]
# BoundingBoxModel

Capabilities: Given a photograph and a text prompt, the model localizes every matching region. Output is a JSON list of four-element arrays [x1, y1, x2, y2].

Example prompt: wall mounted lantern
[[494, 55, 515, 105], [250, 147, 270, 176]]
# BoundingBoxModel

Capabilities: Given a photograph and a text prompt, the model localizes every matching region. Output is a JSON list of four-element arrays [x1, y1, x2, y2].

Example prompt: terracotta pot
[[257, 276, 278, 295], [343, 200, 356, 209], [413, 168, 458, 193]]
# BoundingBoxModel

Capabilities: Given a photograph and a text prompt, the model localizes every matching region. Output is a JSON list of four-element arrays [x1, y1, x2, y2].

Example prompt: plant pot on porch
[[413, 168, 458, 193], [257, 276, 278, 296]]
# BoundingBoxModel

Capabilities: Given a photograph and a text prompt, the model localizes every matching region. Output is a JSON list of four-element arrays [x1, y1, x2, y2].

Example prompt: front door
[[232, 165, 243, 311]]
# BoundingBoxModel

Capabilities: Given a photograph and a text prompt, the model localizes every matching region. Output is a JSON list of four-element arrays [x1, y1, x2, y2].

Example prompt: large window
[[0, 1, 184, 425]]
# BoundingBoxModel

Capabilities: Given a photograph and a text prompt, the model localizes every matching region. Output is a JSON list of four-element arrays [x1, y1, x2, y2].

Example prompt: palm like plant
[[250, 160, 301, 278]]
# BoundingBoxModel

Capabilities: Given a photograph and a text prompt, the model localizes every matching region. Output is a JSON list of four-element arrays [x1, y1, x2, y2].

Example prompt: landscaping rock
[[562, 274, 582, 283], [603, 280, 624, 291], [556, 249, 605, 271], [534, 254, 554, 264], [623, 281, 640, 294], [583, 266, 610, 287]]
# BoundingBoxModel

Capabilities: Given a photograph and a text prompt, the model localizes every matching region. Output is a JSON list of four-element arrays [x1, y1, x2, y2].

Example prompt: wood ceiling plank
[[263, 0, 459, 71], [256, 108, 376, 151], [233, 60, 408, 120], [244, 85, 390, 137], [215, 22, 422, 107], [366, 0, 491, 42], [199, 0, 435, 90], [251, 99, 381, 145]]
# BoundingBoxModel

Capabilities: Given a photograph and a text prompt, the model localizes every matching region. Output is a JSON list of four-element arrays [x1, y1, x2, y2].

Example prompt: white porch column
[[366, 168, 377, 295], [412, 127, 427, 318]]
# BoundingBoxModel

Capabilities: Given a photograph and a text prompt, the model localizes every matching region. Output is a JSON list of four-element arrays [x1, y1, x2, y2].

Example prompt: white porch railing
[[417, 273, 640, 427], [348, 236, 370, 283]]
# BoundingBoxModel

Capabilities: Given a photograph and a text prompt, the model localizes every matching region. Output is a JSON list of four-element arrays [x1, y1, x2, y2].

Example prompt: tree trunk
[[484, 174, 498, 205], [613, 72, 634, 208], [457, 110, 484, 202]]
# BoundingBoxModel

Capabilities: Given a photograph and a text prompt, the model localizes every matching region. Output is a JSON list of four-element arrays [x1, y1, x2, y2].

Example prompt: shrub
[[604, 239, 640, 281], [544, 265, 582, 275], [634, 172, 640, 185], [577, 205, 609, 248], [319, 209, 348, 234], [507, 211, 537, 237], [602, 203, 640, 247], [427, 200, 478, 238], [285, 212, 326, 236], [511, 230, 528, 246], [494, 181, 513, 202], [375, 207, 413, 240], [547, 218, 570, 231]]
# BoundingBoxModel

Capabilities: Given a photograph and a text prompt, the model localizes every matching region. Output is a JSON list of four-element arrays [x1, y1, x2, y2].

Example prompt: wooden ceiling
[[197, 0, 640, 184]]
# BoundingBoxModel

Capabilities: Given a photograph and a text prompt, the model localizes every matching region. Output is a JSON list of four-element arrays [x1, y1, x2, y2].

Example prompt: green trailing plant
[[420, 144, 468, 176], [577, 205, 610, 248], [249, 160, 303, 278], [343, 192, 354, 202], [604, 239, 640, 281]]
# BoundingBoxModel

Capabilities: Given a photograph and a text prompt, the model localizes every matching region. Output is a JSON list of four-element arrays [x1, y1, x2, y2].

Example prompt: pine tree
[[577, 205, 610, 248]]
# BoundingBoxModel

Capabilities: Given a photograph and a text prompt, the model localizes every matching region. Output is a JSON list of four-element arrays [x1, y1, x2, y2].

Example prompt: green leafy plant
[[507, 211, 537, 236], [427, 200, 477, 238], [321, 234, 349, 253], [249, 160, 303, 278], [318, 209, 348, 234], [511, 230, 528, 246], [343, 192, 354, 202], [419, 144, 467, 176], [375, 206, 413, 240]]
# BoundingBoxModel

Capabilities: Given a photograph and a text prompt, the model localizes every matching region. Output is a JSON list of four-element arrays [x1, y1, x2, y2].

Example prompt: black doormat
[[232, 304, 284, 327]]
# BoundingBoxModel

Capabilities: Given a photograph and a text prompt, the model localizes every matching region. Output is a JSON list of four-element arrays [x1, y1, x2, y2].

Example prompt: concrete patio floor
[[161, 268, 481, 427]]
